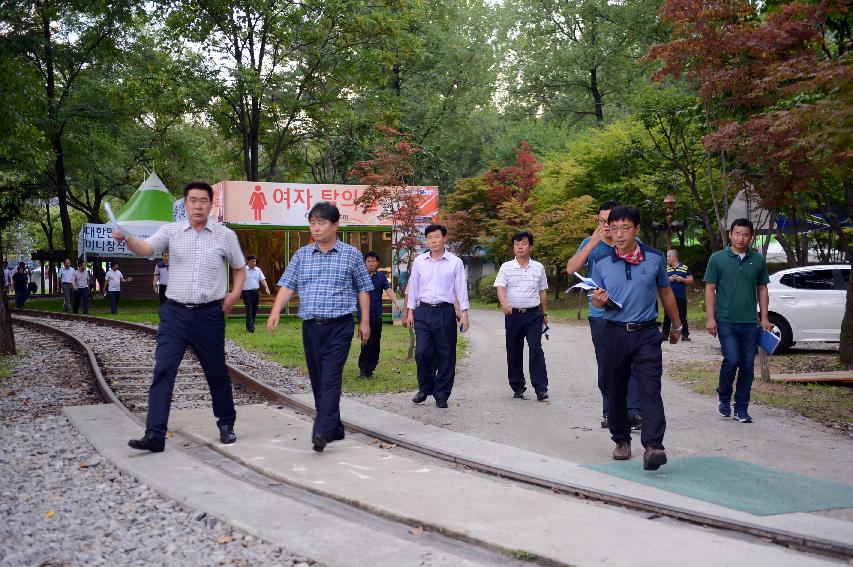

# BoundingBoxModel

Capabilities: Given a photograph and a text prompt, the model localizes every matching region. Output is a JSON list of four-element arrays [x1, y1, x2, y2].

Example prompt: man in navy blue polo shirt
[[267, 202, 373, 453], [591, 206, 682, 471], [358, 250, 402, 378], [567, 199, 643, 429]]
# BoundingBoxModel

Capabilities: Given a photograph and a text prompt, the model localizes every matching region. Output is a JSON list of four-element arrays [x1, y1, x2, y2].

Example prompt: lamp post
[[663, 194, 676, 251]]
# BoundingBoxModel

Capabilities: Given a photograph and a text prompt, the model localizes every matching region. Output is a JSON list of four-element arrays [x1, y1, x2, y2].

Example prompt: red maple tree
[[647, 0, 853, 364]]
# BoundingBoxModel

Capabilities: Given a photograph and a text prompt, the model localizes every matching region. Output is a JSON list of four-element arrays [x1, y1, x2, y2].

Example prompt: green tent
[[116, 171, 174, 222]]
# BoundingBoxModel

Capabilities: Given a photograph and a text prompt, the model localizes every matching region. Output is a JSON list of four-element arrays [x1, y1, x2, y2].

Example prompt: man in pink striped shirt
[[405, 224, 470, 408]]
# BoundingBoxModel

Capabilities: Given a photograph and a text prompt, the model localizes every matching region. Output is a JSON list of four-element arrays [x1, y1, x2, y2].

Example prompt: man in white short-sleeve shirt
[[241, 255, 270, 332], [494, 231, 550, 401], [104, 261, 132, 314]]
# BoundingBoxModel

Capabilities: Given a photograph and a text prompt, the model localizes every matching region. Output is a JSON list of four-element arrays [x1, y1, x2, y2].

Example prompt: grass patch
[[669, 362, 853, 429], [20, 296, 462, 394], [0, 355, 11, 382]]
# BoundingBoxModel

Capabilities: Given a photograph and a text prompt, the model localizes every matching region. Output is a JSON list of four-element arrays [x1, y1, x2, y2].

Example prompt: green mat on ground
[[584, 456, 853, 516]]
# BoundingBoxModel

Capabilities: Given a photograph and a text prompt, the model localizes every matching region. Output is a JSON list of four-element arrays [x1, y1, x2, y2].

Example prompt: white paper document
[[569, 272, 622, 310], [570, 272, 599, 291], [103, 202, 134, 237]]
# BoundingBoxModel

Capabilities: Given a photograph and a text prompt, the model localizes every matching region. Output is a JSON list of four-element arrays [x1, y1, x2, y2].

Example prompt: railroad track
[[12, 309, 853, 562]]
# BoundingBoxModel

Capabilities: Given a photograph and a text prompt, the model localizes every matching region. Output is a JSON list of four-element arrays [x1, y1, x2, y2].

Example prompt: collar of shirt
[[422, 250, 449, 262], [724, 245, 755, 259], [311, 240, 342, 255], [181, 220, 212, 233]]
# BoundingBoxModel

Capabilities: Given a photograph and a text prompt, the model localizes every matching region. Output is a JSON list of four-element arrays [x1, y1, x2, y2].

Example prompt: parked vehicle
[[766, 265, 849, 353]]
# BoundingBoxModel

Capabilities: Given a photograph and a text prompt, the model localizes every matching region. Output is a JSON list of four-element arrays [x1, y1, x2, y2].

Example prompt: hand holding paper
[[104, 202, 133, 241]]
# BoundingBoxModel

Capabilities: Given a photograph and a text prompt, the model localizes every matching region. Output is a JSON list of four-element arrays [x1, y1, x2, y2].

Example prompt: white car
[[766, 264, 849, 353]]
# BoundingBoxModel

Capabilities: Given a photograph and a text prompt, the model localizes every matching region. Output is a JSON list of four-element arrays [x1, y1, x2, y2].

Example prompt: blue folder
[[758, 327, 781, 355]]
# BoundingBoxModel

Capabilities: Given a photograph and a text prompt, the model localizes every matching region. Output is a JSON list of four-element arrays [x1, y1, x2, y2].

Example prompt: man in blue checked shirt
[[267, 202, 373, 453]]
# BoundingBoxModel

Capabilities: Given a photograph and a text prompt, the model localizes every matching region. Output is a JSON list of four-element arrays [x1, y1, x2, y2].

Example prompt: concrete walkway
[[355, 309, 853, 494], [63, 404, 496, 567], [164, 403, 840, 567]]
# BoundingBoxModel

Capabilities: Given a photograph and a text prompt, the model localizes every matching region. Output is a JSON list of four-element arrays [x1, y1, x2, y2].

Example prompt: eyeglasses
[[597, 219, 609, 225], [609, 225, 637, 234]]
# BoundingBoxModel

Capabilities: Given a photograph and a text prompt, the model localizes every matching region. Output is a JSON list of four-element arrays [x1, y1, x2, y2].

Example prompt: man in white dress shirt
[[494, 231, 550, 401], [113, 181, 246, 452], [404, 224, 470, 409]]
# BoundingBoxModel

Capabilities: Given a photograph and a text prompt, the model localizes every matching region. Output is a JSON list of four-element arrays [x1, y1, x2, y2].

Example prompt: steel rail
[[14, 309, 853, 560]]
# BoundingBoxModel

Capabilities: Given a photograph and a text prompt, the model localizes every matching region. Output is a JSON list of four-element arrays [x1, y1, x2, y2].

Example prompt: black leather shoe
[[435, 399, 448, 408], [513, 390, 526, 399], [412, 391, 428, 404], [536, 391, 549, 401], [312, 434, 328, 452], [128, 434, 165, 453], [219, 424, 236, 444]]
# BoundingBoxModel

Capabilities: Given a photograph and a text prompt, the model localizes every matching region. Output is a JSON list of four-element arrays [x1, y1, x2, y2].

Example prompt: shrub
[[476, 272, 499, 303]]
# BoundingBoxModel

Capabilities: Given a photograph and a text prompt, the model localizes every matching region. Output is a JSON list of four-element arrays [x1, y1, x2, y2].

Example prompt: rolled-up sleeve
[[455, 259, 470, 311], [146, 225, 172, 255], [406, 256, 421, 309], [225, 230, 246, 269], [352, 256, 373, 292]]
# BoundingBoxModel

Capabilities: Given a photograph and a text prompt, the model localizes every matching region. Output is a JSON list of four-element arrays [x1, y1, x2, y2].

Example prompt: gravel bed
[[1, 326, 318, 567], [13, 315, 311, 411]]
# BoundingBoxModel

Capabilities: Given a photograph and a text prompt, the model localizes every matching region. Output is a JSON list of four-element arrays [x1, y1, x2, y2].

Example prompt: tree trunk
[[0, 229, 13, 354], [0, 292, 15, 355], [42, 12, 73, 255], [759, 350, 770, 383], [590, 67, 604, 125]]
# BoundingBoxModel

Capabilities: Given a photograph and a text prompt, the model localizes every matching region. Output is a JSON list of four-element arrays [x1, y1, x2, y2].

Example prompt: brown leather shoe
[[643, 446, 667, 470], [612, 440, 631, 460]]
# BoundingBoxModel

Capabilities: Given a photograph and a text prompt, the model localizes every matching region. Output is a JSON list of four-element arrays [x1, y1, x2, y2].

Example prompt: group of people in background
[[103, 180, 771, 473]]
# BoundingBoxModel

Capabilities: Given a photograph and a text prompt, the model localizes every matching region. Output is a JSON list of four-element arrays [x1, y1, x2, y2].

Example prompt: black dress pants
[[358, 318, 384, 374], [413, 303, 457, 402], [601, 324, 666, 449], [242, 289, 260, 331], [504, 309, 548, 393]]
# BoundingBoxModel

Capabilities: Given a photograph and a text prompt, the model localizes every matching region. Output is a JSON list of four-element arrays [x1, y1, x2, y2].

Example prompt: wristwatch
[[673, 325, 683, 333]]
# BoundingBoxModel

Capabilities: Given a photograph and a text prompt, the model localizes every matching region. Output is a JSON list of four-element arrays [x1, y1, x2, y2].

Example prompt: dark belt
[[606, 319, 659, 331], [168, 299, 221, 310], [511, 305, 540, 314], [419, 301, 453, 308], [305, 314, 353, 325]]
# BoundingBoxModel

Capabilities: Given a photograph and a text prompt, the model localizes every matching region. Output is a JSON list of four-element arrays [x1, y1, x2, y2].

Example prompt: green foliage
[[476, 272, 499, 303], [499, 0, 667, 125]]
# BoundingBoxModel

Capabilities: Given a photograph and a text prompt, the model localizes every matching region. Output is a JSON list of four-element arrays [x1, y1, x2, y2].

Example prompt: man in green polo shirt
[[704, 218, 773, 423]]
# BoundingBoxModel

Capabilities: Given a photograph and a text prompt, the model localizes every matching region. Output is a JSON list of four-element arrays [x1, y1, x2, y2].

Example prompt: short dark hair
[[599, 199, 621, 213], [77, 260, 86, 267], [729, 218, 754, 234], [111, 261, 119, 267], [608, 205, 641, 226], [308, 201, 340, 223], [364, 250, 380, 261], [424, 224, 447, 237], [512, 231, 534, 246], [18, 262, 26, 269], [246, 254, 257, 261], [183, 181, 214, 200]]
